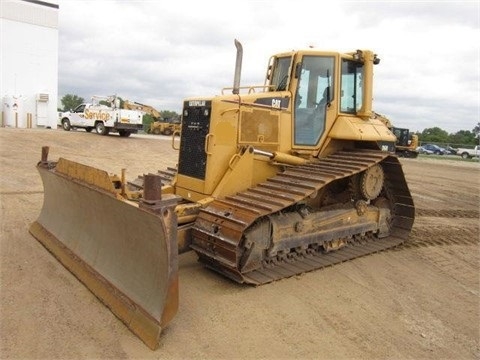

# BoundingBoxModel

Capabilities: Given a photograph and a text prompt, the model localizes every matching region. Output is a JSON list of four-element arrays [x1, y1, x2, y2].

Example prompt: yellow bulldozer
[[373, 112, 419, 158], [123, 100, 181, 135], [30, 40, 415, 349], [391, 127, 419, 158], [148, 119, 181, 136]]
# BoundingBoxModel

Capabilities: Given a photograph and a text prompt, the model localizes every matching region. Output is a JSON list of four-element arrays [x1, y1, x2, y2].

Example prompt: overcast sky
[[57, 0, 479, 134]]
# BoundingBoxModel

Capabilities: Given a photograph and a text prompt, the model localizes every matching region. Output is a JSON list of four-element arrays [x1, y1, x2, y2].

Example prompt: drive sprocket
[[360, 164, 384, 200]]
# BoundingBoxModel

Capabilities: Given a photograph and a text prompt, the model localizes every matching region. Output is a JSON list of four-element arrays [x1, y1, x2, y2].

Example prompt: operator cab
[[267, 50, 372, 148]]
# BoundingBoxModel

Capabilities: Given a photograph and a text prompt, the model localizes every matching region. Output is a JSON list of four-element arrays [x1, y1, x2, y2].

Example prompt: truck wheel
[[153, 128, 161, 135], [461, 152, 470, 159], [95, 122, 109, 135], [118, 130, 131, 137], [62, 119, 71, 131], [163, 128, 172, 136], [85, 127, 93, 133]]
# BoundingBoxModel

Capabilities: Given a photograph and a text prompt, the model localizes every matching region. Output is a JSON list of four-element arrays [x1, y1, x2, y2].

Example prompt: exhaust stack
[[233, 39, 243, 95]]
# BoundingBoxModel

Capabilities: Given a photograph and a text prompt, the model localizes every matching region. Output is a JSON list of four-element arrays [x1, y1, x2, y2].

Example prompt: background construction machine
[[123, 100, 181, 135], [392, 127, 419, 158], [374, 113, 419, 158], [123, 100, 162, 120], [30, 40, 414, 350], [148, 118, 181, 136]]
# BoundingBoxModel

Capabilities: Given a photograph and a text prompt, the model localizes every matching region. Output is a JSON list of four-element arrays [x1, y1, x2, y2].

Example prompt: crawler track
[[191, 149, 415, 284]]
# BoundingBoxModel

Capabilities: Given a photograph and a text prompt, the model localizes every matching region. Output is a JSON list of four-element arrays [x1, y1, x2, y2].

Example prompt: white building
[[1, 0, 59, 129]]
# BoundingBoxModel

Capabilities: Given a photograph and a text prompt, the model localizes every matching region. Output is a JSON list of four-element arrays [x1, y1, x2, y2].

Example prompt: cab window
[[340, 59, 364, 113], [294, 55, 334, 145], [270, 57, 292, 91], [74, 104, 86, 113]]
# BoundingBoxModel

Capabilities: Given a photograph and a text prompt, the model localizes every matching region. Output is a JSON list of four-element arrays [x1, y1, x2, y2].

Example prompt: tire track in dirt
[[415, 208, 479, 218], [394, 208, 479, 295], [401, 226, 479, 248], [399, 208, 480, 249], [0, 191, 44, 195], [400, 231, 480, 296]]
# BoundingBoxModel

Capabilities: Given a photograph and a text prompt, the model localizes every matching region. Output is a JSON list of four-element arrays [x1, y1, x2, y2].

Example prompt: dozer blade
[[29, 150, 178, 350]]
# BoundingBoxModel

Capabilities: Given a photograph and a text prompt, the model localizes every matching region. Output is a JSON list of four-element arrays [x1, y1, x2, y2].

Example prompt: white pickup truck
[[59, 96, 144, 137], [456, 145, 480, 159]]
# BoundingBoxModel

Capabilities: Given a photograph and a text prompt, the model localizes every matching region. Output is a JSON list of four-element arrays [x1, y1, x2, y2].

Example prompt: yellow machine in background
[[148, 118, 181, 136], [374, 113, 419, 158], [392, 127, 419, 158], [123, 100, 163, 120], [123, 100, 181, 135], [30, 40, 414, 349]]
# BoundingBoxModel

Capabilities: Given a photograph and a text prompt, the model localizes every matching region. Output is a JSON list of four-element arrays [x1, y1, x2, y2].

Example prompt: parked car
[[445, 146, 458, 155], [456, 145, 480, 159], [416, 146, 434, 155], [418, 144, 447, 155]]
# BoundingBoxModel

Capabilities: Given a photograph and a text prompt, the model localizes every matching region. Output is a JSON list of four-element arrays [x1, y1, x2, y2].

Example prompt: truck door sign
[[85, 109, 111, 121]]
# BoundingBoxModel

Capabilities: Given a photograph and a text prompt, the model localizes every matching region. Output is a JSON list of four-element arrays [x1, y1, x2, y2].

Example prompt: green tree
[[420, 127, 449, 143], [61, 94, 84, 111], [161, 111, 180, 122], [142, 114, 155, 132], [449, 130, 476, 145]]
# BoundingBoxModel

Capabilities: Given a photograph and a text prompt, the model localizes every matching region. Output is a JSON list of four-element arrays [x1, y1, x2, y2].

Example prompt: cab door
[[293, 55, 335, 147], [70, 104, 86, 126]]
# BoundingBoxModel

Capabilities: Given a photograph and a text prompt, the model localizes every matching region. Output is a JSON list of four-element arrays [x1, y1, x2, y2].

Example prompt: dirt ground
[[1, 127, 479, 360]]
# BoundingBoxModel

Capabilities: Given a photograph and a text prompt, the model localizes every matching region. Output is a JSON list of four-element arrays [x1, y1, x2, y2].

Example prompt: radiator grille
[[178, 101, 211, 180]]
